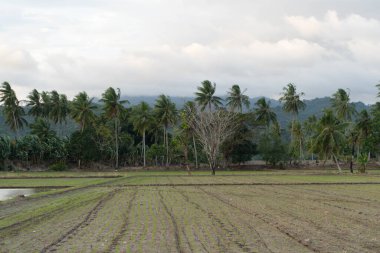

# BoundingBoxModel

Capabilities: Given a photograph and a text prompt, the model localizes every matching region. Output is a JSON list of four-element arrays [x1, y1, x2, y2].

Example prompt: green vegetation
[[0, 81, 380, 175]]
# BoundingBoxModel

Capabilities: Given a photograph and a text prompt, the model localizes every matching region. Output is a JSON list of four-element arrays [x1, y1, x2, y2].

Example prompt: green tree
[[70, 92, 97, 132], [27, 89, 43, 119], [303, 115, 318, 161], [258, 124, 288, 166], [195, 80, 223, 112], [30, 118, 56, 141], [312, 110, 347, 172], [226, 84, 250, 113], [279, 83, 306, 160], [0, 82, 27, 136], [100, 87, 128, 169], [130, 102, 153, 167], [331, 88, 356, 121], [182, 101, 199, 168], [154, 94, 178, 167], [40, 91, 52, 118], [253, 97, 278, 128]]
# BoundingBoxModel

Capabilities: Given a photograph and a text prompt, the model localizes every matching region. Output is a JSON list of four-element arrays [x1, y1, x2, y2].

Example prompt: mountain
[[0, 97, 372, 136]]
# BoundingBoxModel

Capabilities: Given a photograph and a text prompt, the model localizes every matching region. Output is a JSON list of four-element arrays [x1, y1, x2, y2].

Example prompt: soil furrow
[[158, 190, 183, 253], [0, 195, 104, 235], [176, 188, 258, 253], [198, 187, 319, 253], [40, 189, 119, 253], [106, 189, 138, 252]]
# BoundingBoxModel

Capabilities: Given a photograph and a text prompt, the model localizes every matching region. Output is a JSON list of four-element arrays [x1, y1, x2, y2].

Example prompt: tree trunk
[[333, 154, 342, 173], [165, 127, 169, 167], [192, 135, 198, 169], [184, 144, 191, 176], [350, 141, 355, 173], [115, 118, 119, 169], [143, 130, 146, 167]]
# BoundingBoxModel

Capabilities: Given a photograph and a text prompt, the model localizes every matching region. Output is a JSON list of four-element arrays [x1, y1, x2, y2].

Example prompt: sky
[[0, 0, 379, 103]]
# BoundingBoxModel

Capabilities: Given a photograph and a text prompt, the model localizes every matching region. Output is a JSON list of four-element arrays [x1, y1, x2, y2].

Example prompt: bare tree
[[187, 108, 239, 175]]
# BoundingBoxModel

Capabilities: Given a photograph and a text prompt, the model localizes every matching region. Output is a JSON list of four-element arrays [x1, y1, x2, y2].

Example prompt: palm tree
[[226, 84, 250, 113], [331, 89, 356, 121], [290, 120, 304, 161], [312, 110, 347, 172], [100, 87, 128, 169], [0, 82, 27, 136], [279, 83, 306, 160], [40, 91, 52, 118], [154, 94, 178, 167], [253, 97, 277, 128], [195, 80, 223, 112], [27, 89, 43, 119], [130, 102, 153, 167], [30, 118, 56, 140], [303, 115, 318, 161], [183, 101, 199, 168], [70, 92, 97, 132], [279, 83, 306, 119]]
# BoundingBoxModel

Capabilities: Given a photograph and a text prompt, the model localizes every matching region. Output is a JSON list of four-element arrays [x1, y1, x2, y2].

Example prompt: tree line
[[0, 80, 380, 174]]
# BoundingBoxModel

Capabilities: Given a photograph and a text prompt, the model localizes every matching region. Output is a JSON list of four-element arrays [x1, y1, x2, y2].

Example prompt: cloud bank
[[0, 1, 379, 103]]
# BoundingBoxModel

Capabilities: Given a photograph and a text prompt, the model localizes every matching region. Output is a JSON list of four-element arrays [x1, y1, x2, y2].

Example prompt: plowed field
[[1, 171, 380, 252]]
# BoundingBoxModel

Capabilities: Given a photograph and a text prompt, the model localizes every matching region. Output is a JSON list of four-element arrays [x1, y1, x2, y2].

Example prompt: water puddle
[[0, 188, 39, 201]]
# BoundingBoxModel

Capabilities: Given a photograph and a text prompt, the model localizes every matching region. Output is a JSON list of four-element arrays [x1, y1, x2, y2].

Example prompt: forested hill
[[0, 96, 371, 136]]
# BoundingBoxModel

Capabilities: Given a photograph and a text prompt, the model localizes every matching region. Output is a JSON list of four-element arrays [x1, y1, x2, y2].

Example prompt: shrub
[[49, 161, 67, 171]]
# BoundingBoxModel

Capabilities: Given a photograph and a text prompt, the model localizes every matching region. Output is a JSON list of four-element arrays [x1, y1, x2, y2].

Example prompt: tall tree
[[130, 102, 153, 167], [183, 101, 199, 168], [312, 110, 347, 173], [0, 82, 27, 136], [70, 92, 96, 132], [279, 83, 306, 160], [331, 88, 356, 121], [30, 118, 56, 141], [154, 94, 177, 167], [40, 91, 52, 118], [27, 89, 43, 119], [377, 83, 380, 98], [100, 87, 128, 169], [303, 115, 318, 161], [226, 84, 250, 113], [195, 80, 223, 112], [253, 97, 277, 128], [279, 83, 306, 118]]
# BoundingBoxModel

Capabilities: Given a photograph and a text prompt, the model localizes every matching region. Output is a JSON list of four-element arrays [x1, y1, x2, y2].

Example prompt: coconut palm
[[100, 87, 128, 169], [289, 120, 305, 161], [226, 84, 250, 113], [27, 89, 43, 119], [130, 102, 153, 167], [0, 82, 27, 135], [279, 83, 306, 119], [253, 97, 277, 128], [303, 115, 318, 161], [312, 110, 347, 172], [70, 92, 97, 132], [40, 91, 52, 118], [279, 83, 306, 160], [183, 101, 199, 168], [331, 89, 356, 121], [30, 118, 56, 140], [154, 94, 178, 167], [195, 80, 223, 112]]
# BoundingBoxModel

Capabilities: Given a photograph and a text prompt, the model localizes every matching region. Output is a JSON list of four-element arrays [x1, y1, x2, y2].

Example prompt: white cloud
[[0, 2, 379, 103]]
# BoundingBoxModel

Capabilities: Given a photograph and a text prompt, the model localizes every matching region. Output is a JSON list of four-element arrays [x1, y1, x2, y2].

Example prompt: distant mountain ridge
[[0, 96, 371, 136]]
